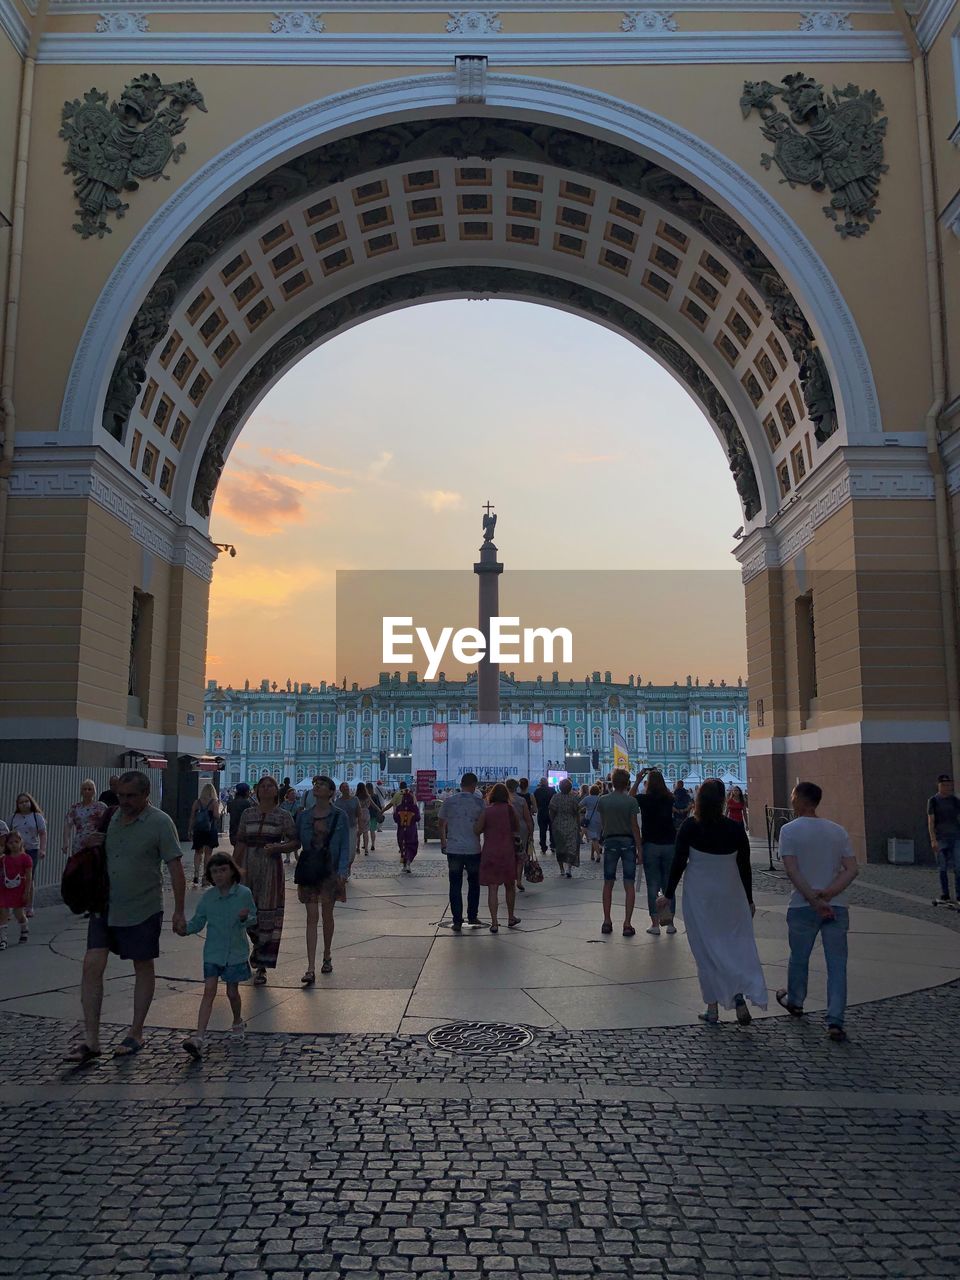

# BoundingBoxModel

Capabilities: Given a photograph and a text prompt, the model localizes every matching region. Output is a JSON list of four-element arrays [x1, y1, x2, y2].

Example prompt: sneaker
[[467, 919, 483, 928], [192, 877, 199, 887], [665, 924, 677, 935], [451, 922, 462, 933], [939, 894, 951, 903], [827, 1025, 848, 1043], [18, 927, 28, 944], [182, 1035, 204, 1060], [230, 1022, 246, 1040], [646, 925, 661, 936], [0, 936, 7, 951]]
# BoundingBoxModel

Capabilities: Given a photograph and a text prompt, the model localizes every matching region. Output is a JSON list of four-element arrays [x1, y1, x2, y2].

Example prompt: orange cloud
[[421, 489, 463, 513], [259, 447, 354, 476], [216, 465, 349, 535]]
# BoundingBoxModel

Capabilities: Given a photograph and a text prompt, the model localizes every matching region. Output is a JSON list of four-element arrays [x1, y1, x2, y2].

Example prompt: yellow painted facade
[[0, 0, 957, 856]]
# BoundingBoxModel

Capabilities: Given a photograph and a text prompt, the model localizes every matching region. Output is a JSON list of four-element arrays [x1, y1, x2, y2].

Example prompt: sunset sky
[[207, 300, 747, 689]]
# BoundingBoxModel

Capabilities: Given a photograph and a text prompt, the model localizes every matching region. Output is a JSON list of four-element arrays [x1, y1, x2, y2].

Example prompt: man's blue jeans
[[787, 904, 849, 1028], [642, 842, 676, 917], [447, 854, 480, 926], [936, 837, 960, 898]]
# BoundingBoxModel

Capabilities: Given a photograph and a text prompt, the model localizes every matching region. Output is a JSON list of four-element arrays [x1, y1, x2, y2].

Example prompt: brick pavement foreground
[[3, 868, 960, 1279]]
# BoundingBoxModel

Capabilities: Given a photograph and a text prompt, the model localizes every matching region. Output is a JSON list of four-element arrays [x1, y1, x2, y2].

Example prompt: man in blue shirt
[[295, 775, 351, 980], [439, 773, 485, 932]]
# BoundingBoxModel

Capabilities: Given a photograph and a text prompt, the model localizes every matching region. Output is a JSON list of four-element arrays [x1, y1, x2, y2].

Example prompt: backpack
[[61, 845, 109, 915], [60, 805, 113, 916]]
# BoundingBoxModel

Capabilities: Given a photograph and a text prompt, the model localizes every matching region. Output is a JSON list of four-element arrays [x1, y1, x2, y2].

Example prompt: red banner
[[433, 723, 448, 743], [528, 723, 544, 742]]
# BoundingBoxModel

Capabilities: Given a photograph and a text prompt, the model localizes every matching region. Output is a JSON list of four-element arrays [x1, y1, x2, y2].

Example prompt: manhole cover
[[426, 1021, 535, 1054]]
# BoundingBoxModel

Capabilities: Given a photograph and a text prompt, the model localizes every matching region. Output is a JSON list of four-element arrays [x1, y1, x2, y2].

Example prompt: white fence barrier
[[0, 764, 165, 894]]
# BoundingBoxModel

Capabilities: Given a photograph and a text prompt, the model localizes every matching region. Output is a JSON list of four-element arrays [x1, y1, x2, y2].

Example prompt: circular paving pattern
[[426, 1020, 536, 1054]]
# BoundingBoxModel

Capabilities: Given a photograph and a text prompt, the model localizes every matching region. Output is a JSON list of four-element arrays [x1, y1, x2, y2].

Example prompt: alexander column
[[474, 501, 502, 724]]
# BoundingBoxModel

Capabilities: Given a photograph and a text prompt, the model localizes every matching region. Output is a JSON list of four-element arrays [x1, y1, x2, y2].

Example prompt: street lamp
[[214, 542, 237, 558]]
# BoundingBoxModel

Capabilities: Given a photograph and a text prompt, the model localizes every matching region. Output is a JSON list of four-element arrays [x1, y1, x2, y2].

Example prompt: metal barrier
[[0, 764, 165, 893], [764, 804, 793, 871]]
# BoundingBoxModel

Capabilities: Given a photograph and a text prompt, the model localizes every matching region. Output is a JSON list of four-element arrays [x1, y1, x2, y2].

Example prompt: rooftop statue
[[482, 501, 497, 543]]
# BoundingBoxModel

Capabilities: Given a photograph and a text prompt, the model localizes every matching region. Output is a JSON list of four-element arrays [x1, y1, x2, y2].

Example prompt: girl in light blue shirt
[[177, 853, 257, 1059]]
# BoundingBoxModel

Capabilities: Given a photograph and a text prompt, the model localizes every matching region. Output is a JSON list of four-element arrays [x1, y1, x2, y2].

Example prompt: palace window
[[653, 732, 663, 752], [347, 730, 355, 750], [380, 710, 388, 722], [501, 709, 510, 722], [321, 713, 331, 725], [704, 731, 713, 750], [362, 730, 371, 749], [412, 710, 420, 723], [728, 731, 736, 751], [627, 730, 635, 749], [521, 708, 531, 722], [310, 714, 318, 724], [379, 730, 388, 746], [309, 731, 318, 750], [363, 709, 372, 723], [296, 733, 305, 752], [231, 731, 241, 752], [667, 733, 675, 752], [297, 713, 306, 725], [250, 732, 260, 751], [449, 708, 460, 722], [575, 710, 584, 722], [575, 732, 584, 748], [321, 733, 330, 752], [273, 733, 282, 752]]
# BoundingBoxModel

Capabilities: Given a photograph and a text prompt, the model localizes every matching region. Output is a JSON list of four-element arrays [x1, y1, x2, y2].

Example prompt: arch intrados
[[179, 266, 776, 531], [61, 73, 881, 462]]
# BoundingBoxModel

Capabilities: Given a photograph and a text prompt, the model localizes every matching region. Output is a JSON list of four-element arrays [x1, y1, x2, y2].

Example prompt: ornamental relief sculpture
[[60, 73, 207, 240], [740, 73, 887, 239], [104, 117, 838, 448], [190, 267, 762, 525]]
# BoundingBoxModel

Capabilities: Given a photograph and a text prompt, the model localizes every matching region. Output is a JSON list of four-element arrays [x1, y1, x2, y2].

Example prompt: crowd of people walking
[[6, 763, 955, 1058]]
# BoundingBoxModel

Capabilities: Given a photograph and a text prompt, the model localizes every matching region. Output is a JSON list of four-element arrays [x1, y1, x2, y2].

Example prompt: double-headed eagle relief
[[740, 74, 887, 239], [60, 74, 207, 239]]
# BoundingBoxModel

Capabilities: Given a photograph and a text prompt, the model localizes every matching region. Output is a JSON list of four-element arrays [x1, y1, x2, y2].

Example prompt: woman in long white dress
[[658, 778, 767, 1025]]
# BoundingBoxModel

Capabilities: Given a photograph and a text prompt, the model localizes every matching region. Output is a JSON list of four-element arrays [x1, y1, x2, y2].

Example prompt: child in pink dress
[[0, 830, 34, 948]]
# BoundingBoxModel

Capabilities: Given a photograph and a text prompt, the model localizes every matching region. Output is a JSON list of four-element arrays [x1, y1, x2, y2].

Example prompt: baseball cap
[[938, 773, 952, 783]]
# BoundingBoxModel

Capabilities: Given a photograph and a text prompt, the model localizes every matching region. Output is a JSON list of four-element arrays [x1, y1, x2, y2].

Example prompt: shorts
[[203, 960, 251, 984], [86, 910, 163, 961], [603, 837, 638, 883], [192, 831, 219, 851], [297, 877, 345, 906]]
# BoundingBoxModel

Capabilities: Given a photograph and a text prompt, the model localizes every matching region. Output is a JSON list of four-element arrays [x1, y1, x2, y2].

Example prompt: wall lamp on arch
[[214, 542, 237, 558]]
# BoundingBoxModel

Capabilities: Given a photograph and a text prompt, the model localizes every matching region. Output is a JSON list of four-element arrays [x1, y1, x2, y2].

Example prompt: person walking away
[[367, 786, 384, 851], [633, 768, 677, 936], [580, 785, 603, 863], [232, 776, 297, 986], [927, 773, 960, 904], [355, 782, 374, 858], [227, 783, 254, 848], [549, 780, 581, 877], [62, 780, 108, 864], [672, 779, 692, 832], [394, 789, 421, 872], [533, 777, 555, 855], [505, 779, 534, 893], [660, 777, 765, 1025], [279, 788, 301, 861], [9, 793, 46, 919], [777, 781, 859, 1042], [725, 786, 747, 829], [187, 783, 221, 887], [294, 775, 350, 981], [476, 784, 520, 933], [517, 778, 536, 862], [66, 770, 186, 1062], [598, 769, 642, 937], [439, 773, 485, 931], [0, 831, 33, 947], [178, 853, 257, 1058], [334, 782, 361, 867]]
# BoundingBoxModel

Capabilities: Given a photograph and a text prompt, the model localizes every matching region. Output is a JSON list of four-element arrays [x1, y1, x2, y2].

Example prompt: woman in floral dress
[[61, 780, 108, 862], [549, 779, 582, 878], [233, 776, 298, 984]]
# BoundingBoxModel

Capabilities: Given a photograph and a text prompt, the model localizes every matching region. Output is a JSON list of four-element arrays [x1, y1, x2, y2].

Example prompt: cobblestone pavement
[[4, 861, 960, 1279]]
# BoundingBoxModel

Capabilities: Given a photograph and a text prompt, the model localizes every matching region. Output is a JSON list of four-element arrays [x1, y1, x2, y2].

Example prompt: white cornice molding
[[8, 445, 218, 581], [736, 443, 935, 580], [915, 0, 956, 48], [36, 28, 909, 61], [44, 1, 912, 12], [0, 0, 29, 56]]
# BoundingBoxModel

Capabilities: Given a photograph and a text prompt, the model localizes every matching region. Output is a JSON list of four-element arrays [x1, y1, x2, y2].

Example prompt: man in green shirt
[[67, 770, 186, 1063]]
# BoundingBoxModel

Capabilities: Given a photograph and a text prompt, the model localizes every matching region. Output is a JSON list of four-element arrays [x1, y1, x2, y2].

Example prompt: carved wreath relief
[[740, 74, 887, 238], [60, 73, 207, 239]]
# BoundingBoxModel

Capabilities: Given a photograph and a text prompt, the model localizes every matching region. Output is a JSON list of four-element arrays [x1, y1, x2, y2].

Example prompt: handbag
[[524, 855, 544, 884], [1, 856, 22, 891], [295, 808, 341, 887], [61, 804, 113, 915]]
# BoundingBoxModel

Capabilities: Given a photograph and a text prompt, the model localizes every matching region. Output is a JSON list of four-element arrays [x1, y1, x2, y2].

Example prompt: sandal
[[698, 1009, 719, 1025], [622, 925, 636, 938], [508, 917, 521, 928], [489, 924, 499, 934], [301, 971, 316, 986], [112, 1036, 144, 1057], [320, 958, 333, 974], [775, 989, 804, 1017], [64, 1043, 101, 1065], [601, 922, 613, 935]]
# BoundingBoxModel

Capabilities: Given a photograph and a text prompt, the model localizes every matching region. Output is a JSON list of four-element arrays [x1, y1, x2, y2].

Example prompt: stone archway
[[12, 74, 946, 860]]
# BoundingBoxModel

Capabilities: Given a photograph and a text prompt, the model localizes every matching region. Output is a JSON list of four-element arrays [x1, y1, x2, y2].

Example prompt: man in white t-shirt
[[438, 773, 485, 932], [777, 781, 859, 1042]]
